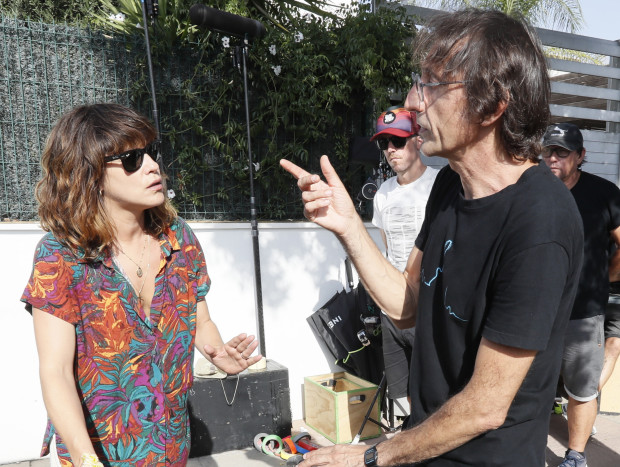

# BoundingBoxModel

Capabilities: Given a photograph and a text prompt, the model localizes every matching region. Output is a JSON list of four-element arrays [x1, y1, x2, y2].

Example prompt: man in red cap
[[370, 107, 439, 419]]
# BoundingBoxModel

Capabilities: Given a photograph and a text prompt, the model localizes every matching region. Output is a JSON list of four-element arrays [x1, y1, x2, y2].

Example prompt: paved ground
[[4, 414, 619, 466], [546, 412, 620, 466]]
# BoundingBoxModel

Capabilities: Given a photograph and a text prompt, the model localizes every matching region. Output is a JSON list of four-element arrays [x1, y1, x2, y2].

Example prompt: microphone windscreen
[[189, 4, 265, 38]]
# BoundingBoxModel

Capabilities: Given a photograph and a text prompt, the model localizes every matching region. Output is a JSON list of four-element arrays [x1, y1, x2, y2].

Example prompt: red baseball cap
[[370, 108, 420, 141]]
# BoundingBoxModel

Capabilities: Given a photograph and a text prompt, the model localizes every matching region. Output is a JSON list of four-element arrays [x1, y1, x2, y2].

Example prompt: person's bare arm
[[300, 337, 536, 466], [280, 156, 418, 325], [608, 225, 620, 282], [33, 308, 97, 464]]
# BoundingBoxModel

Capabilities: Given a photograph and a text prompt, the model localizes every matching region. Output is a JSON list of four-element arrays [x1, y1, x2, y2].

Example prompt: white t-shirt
[[372, 167, 439, 272]]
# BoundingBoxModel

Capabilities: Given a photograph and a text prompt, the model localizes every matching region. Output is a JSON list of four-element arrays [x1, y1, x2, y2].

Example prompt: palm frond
[[415, 0, 584, 33]]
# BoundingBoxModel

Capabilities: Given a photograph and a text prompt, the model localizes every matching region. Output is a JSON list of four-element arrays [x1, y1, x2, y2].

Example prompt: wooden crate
[[304, 371, 381, 444]]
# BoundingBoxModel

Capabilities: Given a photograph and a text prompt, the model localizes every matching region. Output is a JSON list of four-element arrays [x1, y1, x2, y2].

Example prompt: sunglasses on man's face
[[541, 146, 573, 159], [104, 140, 161, 173], [375, 135, 413, 151]]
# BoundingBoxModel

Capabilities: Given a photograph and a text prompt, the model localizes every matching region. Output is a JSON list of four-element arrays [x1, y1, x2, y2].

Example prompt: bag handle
[[345, 256, 354, 289]]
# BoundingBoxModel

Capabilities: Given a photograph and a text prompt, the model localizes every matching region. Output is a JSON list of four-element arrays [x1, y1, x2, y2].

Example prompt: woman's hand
[[203, 333, 262, 375]]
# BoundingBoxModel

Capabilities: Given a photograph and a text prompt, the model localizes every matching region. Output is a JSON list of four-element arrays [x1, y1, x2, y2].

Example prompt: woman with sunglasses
[[21, 103, 261, 466]]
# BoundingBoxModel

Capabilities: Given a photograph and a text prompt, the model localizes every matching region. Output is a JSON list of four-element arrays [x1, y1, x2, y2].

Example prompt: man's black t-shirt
[[407, 163, 583, 466], [570, 171, 620, 319]]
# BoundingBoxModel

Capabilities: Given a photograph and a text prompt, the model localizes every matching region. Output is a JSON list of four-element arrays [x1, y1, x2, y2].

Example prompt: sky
[[402, 0, 619, 40], [578, 0, 619, 40]]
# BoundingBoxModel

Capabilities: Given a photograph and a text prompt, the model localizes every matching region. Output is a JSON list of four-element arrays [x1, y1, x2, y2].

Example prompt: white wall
[[0, 221, 383, 463], [0, 224, 50, 463], [581, 129, 620, 185]]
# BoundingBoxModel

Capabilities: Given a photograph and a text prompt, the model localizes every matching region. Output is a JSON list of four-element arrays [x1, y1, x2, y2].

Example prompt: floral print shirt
[[21, 218, 209, 466]]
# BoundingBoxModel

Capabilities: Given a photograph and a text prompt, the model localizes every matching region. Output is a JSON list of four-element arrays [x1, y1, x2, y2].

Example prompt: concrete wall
[[582, 129, 620, 184], [0, 221, 383, 463]]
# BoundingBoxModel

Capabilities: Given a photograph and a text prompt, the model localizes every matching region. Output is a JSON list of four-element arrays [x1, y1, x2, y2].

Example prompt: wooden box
[[304, 371, 381, 444]]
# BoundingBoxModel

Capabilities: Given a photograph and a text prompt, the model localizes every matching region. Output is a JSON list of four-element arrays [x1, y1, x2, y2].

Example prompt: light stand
[[140, 0, 161, 140], [238, 36, 266, 357], [186, 4, 268, 356]]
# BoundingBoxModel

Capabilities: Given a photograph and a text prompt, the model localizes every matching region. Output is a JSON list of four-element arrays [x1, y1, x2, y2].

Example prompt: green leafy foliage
[[93, 0, 198, 51], [3, 0, 415, 220], [0, 0, 105, 24], [176, 2, 412, 219], [93, 0, 415, 219]]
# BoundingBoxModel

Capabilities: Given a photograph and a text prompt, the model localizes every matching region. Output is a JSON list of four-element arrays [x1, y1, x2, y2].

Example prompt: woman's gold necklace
[[135, 258, 150, 303], [119, 235, 148, 277], [117, 235, 151, 303]]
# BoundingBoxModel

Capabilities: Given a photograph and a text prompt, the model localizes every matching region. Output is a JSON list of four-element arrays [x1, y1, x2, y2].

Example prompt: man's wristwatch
[[364, 445, 379, 466]]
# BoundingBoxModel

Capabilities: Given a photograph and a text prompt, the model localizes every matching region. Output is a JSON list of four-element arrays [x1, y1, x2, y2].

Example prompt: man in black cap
[[542, 122, 620, 467]]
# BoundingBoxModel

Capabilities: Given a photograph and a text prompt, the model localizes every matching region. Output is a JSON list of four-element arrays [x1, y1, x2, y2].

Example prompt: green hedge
[[0, 1, 417, 220]]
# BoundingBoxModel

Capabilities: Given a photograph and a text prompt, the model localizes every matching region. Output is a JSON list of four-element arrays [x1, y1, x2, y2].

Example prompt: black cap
[[542, 123, 583, 151]]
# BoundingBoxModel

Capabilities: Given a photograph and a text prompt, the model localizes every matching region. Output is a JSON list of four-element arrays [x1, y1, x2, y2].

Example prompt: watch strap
[[364, 445, 379, 466]]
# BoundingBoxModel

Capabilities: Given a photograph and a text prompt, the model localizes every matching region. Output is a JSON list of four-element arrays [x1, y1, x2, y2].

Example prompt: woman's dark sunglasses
[[375, 135, 412, 151], [104, 140, 161, 173]]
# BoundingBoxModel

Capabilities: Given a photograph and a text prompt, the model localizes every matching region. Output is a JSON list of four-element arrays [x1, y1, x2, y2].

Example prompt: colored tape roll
[[291, 432, 314, 452], [295, 437, 319, 451], [286, 454, 304, 466], [261, 434, 283, 457], [253, 432, 269, 452], [292, 432, 311, 443], [294, 444, 309, 454], [280, 450, 295, 460], [282, 436, 298, 454]]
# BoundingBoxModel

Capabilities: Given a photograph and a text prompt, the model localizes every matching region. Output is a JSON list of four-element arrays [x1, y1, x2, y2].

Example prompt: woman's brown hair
[[36, 103, 177, 260]]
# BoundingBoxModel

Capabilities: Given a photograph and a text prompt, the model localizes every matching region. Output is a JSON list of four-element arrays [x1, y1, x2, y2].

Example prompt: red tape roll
[[295, 437, 319, 451]]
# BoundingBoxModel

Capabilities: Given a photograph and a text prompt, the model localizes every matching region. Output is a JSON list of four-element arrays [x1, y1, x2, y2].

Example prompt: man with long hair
[[282, 9, 583, 466]]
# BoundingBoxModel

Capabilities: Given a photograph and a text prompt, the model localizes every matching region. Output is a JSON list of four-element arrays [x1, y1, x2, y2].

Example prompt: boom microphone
[[189, 4, 265, 38]]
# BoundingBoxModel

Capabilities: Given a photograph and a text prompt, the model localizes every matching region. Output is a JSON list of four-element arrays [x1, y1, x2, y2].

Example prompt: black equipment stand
[[141, 1, 267, 355], [351, 372, 400, 444], [238, 36, 266, 357], [140, 0, 161, 140]]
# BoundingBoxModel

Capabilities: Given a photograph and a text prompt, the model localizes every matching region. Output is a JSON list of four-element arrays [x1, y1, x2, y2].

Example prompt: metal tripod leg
[[351, 372, 398, 444]]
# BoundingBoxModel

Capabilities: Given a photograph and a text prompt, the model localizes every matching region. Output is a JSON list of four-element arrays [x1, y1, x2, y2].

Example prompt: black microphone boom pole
[[141, 0, 161, 139], [241, 35, 267, 358], [190, 4, 267, 356]]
